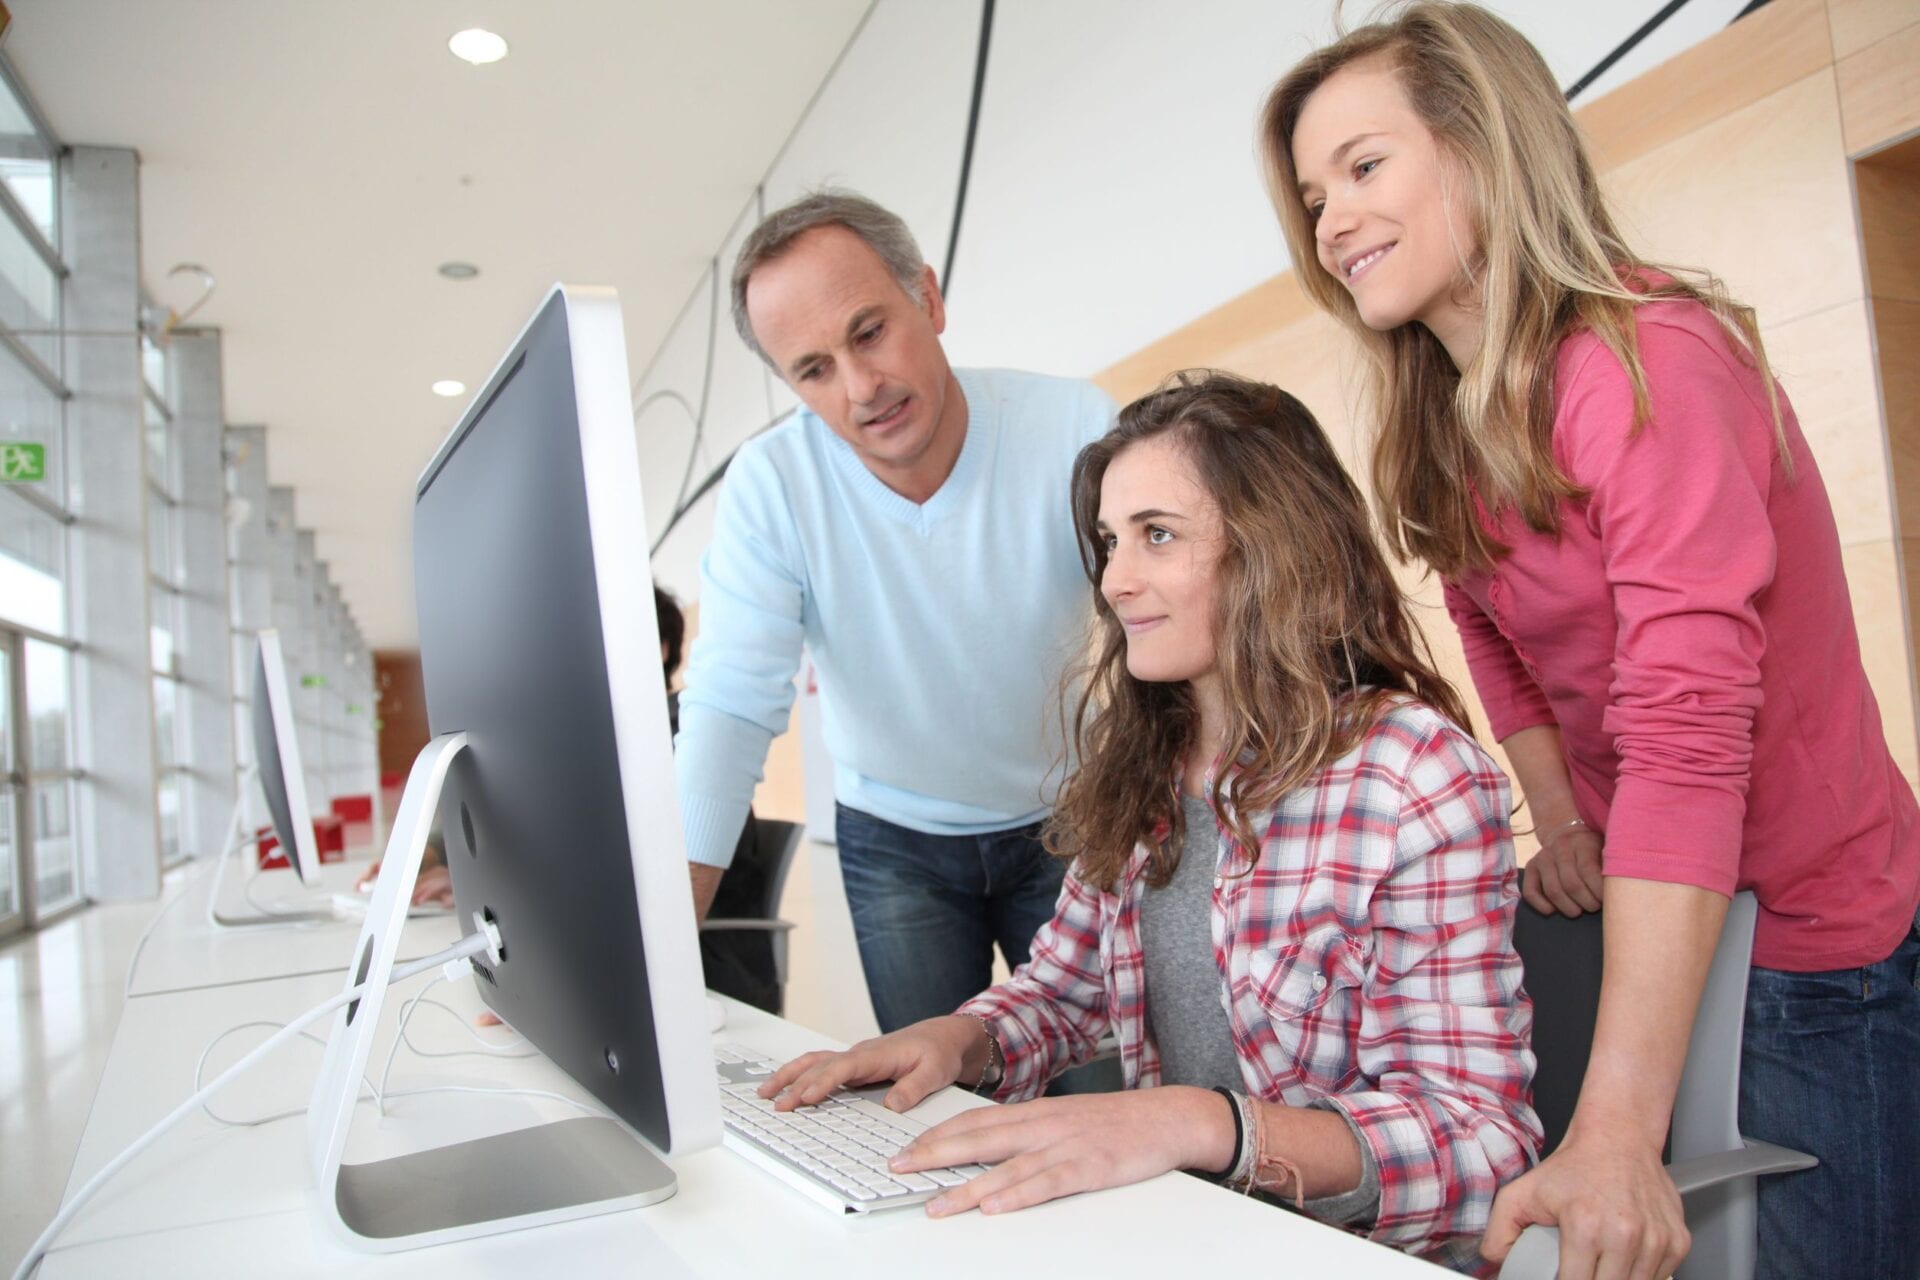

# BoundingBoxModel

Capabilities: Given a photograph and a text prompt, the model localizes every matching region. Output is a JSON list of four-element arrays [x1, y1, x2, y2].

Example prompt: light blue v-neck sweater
[[675, 367, 1114, 868]]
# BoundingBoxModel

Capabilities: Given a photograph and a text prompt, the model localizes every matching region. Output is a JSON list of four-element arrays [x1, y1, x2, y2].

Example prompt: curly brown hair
[[1049, 370, 1468, 891]]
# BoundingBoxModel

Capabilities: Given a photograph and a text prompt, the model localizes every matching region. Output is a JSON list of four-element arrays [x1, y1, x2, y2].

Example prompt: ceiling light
[[438, 261, 480, 280], [448, 28, 508, 65], [432, 380, 467, 398]]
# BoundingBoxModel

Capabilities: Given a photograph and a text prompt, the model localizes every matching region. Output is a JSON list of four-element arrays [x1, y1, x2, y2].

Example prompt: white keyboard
[[713, 1042, 991, 1214]]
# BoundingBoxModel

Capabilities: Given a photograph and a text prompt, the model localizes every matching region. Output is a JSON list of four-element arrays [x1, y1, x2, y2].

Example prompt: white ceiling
[[8, 0, 1754, 648], [7, 0, 869, 646]]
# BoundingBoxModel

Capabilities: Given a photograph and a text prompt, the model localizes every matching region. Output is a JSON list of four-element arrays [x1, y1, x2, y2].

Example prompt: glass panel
[[0, 77, 56, 245], [33, 776, 77, 912], [152, 675, 177, 768], [0, 791, 15, 921], [141, 334, 167, 403], [0, 489, 64, 635], [150, 595, 177, 677], [0, 342, 65, 505], [0, 204, 57, 369], [157, 774, 182, 863], [24, 636, 66, 771], [147, 491, 176, 585], [0, 640, 11, 776], [144, 395, 168, 489]]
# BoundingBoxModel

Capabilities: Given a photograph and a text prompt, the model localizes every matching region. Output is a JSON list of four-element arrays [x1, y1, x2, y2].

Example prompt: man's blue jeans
[[1740, 907, 1920, 1280], [835, 803, 1066, 1035]]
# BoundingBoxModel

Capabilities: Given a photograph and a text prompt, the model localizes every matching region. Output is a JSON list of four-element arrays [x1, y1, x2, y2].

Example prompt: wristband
[[1208, 1087, 1246, 1182]]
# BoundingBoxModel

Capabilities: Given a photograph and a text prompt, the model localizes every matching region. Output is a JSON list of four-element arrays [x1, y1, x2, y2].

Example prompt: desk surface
[[42, 960, 1437, 1278], [126, 858, 452, 998]]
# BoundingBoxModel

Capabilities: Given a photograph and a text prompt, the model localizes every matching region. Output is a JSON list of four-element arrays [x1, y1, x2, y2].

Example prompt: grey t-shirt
[[1140, 795, 1381, 1226]]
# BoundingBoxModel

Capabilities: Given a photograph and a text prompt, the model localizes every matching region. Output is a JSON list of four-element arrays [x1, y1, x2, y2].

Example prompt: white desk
[[127, 858, 454, 997], [41, 961, 1437, 1278]]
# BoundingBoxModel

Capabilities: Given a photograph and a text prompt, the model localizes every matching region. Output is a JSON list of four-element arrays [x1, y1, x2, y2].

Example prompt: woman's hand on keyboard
[[759, 1016, 987, 1113], [893, 1087, 1235, 1218]]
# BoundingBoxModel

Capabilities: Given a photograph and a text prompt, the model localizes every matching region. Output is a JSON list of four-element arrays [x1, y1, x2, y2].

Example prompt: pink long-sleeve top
[[1444, 298, 1920, 971]]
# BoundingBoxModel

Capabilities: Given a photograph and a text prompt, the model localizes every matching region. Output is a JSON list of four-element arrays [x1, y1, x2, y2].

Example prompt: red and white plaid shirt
[[959, 700, 1540, 1272]]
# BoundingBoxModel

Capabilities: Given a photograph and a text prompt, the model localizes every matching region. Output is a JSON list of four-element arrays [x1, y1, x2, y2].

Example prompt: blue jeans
[[835, 803, 1066, 1034], [1739, 908, 1920, 1280]]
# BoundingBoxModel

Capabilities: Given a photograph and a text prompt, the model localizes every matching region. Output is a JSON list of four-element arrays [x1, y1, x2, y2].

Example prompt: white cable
[[123, 856, 223, 999], [12, 931, 494, 1280], [374, 976, 533, 1116], [191, 1021, 385, 1128]]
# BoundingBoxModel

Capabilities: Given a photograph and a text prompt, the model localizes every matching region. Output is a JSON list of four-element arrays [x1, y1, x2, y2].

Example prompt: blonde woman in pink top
[[1259, 5, 1920, 1280]]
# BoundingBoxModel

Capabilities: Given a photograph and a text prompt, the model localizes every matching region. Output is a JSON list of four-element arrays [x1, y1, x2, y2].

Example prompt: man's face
[[744, 225, 960, 494]]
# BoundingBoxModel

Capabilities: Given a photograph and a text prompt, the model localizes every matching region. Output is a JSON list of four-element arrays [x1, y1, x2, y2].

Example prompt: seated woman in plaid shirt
[[760, 370, 1541, 1271]]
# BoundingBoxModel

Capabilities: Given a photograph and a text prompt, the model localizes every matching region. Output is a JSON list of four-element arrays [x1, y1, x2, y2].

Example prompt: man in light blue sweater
[[677, 190, 1114, 1032]]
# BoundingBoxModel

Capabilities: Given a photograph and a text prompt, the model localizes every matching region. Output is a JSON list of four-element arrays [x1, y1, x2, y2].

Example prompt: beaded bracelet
[[957, 1013, 1003, 1092]]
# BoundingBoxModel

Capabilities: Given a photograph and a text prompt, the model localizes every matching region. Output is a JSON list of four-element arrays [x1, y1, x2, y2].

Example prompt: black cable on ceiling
[[1564, 0, 1694, 102], [942, 0, 996, 297]]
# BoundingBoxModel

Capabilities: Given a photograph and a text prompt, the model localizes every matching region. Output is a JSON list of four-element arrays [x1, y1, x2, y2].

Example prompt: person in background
[[674, 189, 1115, 1034], [656, 584, 781, 1015], [1264, 5, 1920, 1276], [760, 372, 1539, 1273]]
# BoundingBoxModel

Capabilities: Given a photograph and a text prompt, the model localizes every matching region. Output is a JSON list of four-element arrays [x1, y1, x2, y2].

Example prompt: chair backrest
[[1509, 880, 1605, 1156], [753, 818, 805, 920], [1510, 873, 1758, 1160]]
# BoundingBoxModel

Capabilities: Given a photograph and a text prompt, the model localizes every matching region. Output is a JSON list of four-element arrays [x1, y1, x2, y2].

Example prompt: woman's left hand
[[892, 1086, 1234, 1217]]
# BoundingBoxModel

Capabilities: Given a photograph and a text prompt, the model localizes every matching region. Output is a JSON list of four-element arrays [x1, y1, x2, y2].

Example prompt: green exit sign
[[1, 442, 45, 482], [301, 674, 327, 688]]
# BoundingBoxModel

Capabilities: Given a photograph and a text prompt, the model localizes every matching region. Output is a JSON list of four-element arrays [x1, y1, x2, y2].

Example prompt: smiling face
[[1096, 434, 1226, 714], [1289, 59, 1484, 366], [743, 224, 966, 503]]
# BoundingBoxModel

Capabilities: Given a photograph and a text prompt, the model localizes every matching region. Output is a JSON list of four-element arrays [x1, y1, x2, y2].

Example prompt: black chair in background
[[1501, 876, 1816, 1279], [699, 817, 805, 1016]]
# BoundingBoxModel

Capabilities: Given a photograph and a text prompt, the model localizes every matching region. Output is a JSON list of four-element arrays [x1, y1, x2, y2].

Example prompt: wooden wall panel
[[1827, 0, 1920, 59], [1578, 0, 1833, 170], [1603, 71, 1857, 328], [1856, 159, 1920, 304], [1838, 18, 1920, 153], [1844, 540, 1920, 781], [1764, 300, 1894, 548]]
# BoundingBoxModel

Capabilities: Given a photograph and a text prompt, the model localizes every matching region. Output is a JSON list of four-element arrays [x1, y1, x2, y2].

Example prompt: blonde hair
[[1050, 371, 1467, 891], [1259, 1, 1781, 576]]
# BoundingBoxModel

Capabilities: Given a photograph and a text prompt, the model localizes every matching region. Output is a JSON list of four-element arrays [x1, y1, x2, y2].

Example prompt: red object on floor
[[255, 815, 348, 870], [331, 794, 374, 822]]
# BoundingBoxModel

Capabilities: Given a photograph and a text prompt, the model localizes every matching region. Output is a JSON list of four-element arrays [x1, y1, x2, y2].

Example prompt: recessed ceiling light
[[432, 380, 467, 398], [448, 28, 508, 65], [438, 261, 480, 280]]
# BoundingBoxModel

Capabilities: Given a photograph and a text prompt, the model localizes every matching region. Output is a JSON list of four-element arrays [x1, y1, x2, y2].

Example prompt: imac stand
[[306, 732, 678, 1251], [206, 765, 335, 928]]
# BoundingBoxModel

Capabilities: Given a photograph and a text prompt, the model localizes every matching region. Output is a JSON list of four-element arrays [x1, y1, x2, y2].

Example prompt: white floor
[[0, 838, 904, 1270], [0, 888, 165, 1268]]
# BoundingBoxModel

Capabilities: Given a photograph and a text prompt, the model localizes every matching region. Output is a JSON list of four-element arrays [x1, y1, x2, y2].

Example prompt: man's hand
[[759, 1016, 984, 1113], [894, 1088, 1233, 1218], [1481, 1129, 1689, 1280], [1523, 827, 1605, 916], [352, 859, 455, 908]]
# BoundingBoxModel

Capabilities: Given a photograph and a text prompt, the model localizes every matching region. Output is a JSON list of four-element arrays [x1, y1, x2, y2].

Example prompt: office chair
[[700, 817, 805, 1011], [1499, 882, 1817, 1280]]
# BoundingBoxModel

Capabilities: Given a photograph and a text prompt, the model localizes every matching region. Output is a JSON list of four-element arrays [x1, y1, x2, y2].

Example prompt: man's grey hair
[[729, 188, 927, 368]]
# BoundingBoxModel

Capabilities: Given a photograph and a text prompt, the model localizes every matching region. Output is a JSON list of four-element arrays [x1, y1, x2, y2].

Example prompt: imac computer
[[203, 629, 336, 927], [306, 284, 719, 1250]]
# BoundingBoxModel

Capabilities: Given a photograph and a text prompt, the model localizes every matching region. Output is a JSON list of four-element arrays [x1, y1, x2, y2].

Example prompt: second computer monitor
[[251, 628, 322, 885]]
